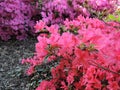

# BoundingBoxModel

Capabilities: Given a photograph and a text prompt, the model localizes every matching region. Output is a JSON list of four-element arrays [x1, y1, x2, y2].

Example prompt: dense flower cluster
[[41, 0, 118, 24], [0, 0, 37, 41], [0, 0, 118, 40], [22, 15, 120, 89]]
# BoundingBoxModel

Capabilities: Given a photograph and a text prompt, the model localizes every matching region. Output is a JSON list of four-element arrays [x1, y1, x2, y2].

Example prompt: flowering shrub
[[40, 0, 118, 24], [0, 0, 118, 41], [0, 0, 37, 41], [22, 15, 120, 89]]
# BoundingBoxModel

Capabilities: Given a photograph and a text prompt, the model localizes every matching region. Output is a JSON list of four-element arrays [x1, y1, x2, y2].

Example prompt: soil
[[0, 37, 37, 90]]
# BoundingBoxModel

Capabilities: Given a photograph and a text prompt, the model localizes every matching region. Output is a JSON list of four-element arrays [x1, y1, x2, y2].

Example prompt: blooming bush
[[0, 0, 37, 41], [0, 0, 118, 40], [22, 15, 120, 89], [40, 0, 118, 24]]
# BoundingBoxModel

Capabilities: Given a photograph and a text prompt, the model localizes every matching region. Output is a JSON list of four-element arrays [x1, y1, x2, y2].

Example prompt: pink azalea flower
[[36, 80, 56, 90], [34, 20, 46, 32]]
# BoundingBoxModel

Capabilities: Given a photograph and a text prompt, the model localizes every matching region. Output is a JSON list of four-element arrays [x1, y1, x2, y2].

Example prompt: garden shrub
[[22, 15, 120, 90], [40, 0, 118, 25], [0, 0, 118, 40], [0, 0, 38, 41]]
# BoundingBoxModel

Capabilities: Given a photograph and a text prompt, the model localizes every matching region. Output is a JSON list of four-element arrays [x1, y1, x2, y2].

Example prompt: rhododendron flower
[[67, 73, 74, 85], [46, 25, 59, 34], [46, 34, 60, 46], [58, 32, 79, 57], [36, 80, 56, 90], [26, 66, 35, 75], [114, 50, 120, 62], [61, 81, 68, 90], [89, 78, 102, 89], [107, 81, 120, 90], [74, 48, 90, 67], [36, 36, 48, 57], [34, 20, 46, 32], [85, 85, 94, 90]]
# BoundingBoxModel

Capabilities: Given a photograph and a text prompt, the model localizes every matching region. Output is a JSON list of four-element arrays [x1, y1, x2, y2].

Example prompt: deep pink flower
[[67, 73, 74, 85], [61, 81, 68, 90], [107, 81, 120, 90], [36, 80, 56, 90], [26, 66, 35, 75]]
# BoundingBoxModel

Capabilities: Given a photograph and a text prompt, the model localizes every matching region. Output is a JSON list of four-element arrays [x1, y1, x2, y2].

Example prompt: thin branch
[[88, 60, 120, 75]]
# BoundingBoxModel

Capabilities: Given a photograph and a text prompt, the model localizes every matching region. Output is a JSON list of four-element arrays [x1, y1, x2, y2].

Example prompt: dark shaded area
[[0, 36, 37, 90]]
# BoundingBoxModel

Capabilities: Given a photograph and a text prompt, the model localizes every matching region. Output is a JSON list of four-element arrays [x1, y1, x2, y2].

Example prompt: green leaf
[[117, 16, 120, 22], [108, 14, 116, 20]]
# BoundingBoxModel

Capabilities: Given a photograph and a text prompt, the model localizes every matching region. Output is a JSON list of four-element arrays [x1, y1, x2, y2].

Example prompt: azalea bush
[[0, 0, 118, 41], [40, 0, 118, 25], [22, 15, 120, 90], [0, 0, 38, 41]]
